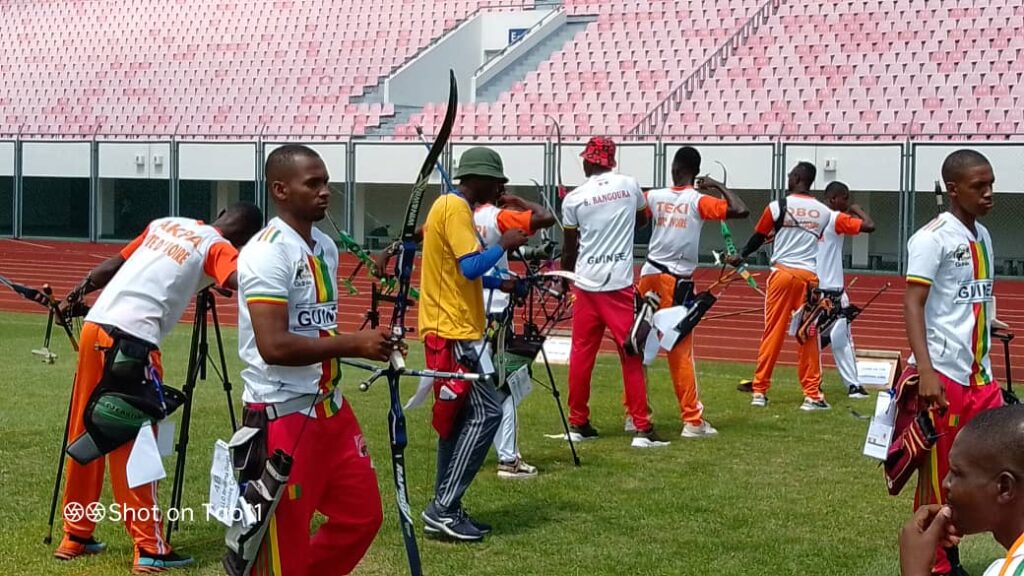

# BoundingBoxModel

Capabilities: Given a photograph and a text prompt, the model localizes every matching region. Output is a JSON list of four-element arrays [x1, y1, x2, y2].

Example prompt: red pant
[[568, 287, 652, 431], [914, 373, 1002, 574], [62, 321, 169, 556], [424, 333, 471, 440], [249, 400, 382, 576]]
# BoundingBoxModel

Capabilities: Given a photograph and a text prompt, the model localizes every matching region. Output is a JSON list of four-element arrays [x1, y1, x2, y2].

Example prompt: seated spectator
[[899, 404, 1024, 575]]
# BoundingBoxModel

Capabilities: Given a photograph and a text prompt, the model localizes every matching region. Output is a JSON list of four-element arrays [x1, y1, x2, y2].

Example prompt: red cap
[[580, 137, 617, 169]]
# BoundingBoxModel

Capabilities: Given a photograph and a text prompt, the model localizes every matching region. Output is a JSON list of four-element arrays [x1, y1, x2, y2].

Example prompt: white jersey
[[87, 217, 237, 346], [238, 217, 344, 407], [755, 194, 831, 272], [640, 185, 728, 278], [562, 172, 646, 291], [474, 204, 512, 315], [817, 210, 848, 290], [982, 536, 1024, 576], [906, 212, 995, 387]]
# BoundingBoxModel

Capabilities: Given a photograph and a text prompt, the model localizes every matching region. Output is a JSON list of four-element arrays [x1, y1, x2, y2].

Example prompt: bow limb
[[544, 114, 566, 198], [718, 222, 762, 294]]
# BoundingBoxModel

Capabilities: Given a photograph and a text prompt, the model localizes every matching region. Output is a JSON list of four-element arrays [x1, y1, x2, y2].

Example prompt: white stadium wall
[[99, 143, 172, 180], [663, 143, 774, 190], [22, 142, 91, 178], [6, 138, 1024, 276], [0, 142, 15, 177], [911, 144, 1024, 193], [452, 142, 545, 185]]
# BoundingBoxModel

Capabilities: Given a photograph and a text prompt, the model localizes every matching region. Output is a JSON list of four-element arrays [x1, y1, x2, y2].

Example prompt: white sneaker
[[624, 416, 638, 433], [681, 421, 719, 438], [800, 397, 832, 411], [751, 393, 768, 407], [497, 458, 538, 479], [631, 428, 671, 448]]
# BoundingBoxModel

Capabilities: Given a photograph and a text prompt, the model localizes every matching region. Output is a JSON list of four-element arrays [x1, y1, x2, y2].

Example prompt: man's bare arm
[[905, 282, 946, 408], [248, 303, 391, 366]]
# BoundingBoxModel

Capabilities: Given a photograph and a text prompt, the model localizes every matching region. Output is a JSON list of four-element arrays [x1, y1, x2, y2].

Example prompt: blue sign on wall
[[508, 28, 528, 44]]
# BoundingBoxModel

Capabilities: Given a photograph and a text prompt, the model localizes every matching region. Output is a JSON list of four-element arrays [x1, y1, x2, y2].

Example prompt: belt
[[645, 258, 690, 280], [263, 391, 332, 420]]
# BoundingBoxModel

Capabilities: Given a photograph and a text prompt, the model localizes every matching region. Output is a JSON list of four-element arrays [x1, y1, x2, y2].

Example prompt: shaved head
[[957, 404, 1024, 475], [945, 404, 1024, 545], [941, 149, 991, 183], [266, 144, 322, 184]]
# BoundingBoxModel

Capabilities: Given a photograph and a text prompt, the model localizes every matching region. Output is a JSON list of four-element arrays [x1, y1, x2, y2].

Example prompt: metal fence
[[1, 136, 1021, 278]]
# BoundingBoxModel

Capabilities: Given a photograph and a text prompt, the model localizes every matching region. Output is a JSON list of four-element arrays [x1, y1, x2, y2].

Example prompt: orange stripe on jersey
[[834, 212, 863, 236], [496, 208, 533, 235], [754, 205, 776, 235], [696, 195, 728, 221], [203, 241, 239, 287], [120, 225, 150, 259]]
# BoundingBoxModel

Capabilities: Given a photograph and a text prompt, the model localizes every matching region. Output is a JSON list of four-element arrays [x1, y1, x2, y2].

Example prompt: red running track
[[3, 239, 1024, 382]]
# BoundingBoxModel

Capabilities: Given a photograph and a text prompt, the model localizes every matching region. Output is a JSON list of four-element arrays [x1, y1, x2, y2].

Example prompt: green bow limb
[[719, 222, 761, 292]]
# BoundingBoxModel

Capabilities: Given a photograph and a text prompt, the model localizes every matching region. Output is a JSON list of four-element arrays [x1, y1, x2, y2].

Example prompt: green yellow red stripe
[[246, 294, 288, 305], [969, 240, 992, 386], [906, 274, 933, 286], [316, 328, 341, 416], [308, 254, 334, 303]]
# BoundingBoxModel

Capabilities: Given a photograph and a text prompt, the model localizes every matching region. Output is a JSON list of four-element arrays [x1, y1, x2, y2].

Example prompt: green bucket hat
[[454, 147, 508, 182]]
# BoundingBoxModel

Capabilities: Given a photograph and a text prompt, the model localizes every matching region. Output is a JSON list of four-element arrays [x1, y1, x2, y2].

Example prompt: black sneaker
[[421, 504, 484, 542], [631, 427, 671, 448], [569, 421, 599, 441], [134, 550, 194, 572], [848, 385, 870, 399], [737, 380, 754, 393], [423, 508, 491, 535]]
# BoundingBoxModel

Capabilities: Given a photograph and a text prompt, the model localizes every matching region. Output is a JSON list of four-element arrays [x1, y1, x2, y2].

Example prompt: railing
[[628, 0, 782, 138], [473, 6, 564, 86]]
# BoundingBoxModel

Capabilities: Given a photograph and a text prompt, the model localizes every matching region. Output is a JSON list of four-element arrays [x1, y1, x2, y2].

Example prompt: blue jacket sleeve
[[458, 244, 505, 280]]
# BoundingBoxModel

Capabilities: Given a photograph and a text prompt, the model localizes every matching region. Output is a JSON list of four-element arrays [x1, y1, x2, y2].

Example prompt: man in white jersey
[[56, 203, 263, 572], [638, 146, 749, 437], [899, 405, 1024, 576], [561, 136, 667, 448], [475, 189, 556, 478], [236, 145, 393, 575], [817, 181, 876, 399], [904, 149, 1002, 575], [731, 161, 863, 410]]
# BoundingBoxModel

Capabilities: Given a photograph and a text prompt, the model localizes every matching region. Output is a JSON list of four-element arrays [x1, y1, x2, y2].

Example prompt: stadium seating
[[1, 0, 1021, 138], [659, 0, 1024, 137], [401, 0, 768, 137], [0, 0, 531, 136]]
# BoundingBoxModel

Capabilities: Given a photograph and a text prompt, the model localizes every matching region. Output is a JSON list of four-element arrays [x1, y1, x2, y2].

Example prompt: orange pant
[[638, 274, 704, 425], [752, 266, 823, 399], [62, 321, 170, 555]]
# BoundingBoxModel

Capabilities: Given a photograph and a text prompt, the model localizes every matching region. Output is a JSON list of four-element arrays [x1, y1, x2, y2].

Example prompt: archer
[[417, 146, 528, 541], [235, 145, 395, 575], [639, 146, 749, 438]]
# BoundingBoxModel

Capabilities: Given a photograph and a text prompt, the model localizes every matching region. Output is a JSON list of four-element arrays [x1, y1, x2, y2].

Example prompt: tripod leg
[[167, 299, 205, 542], [1004, 337, 1014, 393], [539, 347, 580, 467], [209, 296, 237, 431], [44, 387, 75, 544]]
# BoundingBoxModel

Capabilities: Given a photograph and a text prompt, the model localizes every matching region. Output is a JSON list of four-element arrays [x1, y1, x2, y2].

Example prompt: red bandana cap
[[581, 137, 617, 169]]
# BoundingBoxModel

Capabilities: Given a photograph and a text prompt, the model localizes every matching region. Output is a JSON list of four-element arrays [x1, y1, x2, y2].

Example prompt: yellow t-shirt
[[417, 194, 486, 340]]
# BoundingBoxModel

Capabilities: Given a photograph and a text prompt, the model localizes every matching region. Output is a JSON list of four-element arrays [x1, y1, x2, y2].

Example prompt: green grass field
[[0, 311, 1004, 575]]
